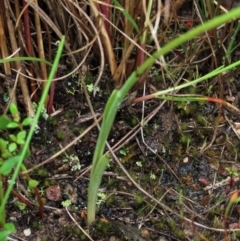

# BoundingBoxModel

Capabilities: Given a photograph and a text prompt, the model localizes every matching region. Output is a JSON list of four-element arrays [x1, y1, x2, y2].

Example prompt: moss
[[180, 122, 188, 131], [79, 128, 86, 134], [48, 116, 58, 126], [135, 194, 144, 205], [72, 127, 81, 135], [105, 195, 115, 207], [190, 146, 198, 156], [181, 134, 191, 145], [74, 227, 81, 236], [55, 131, 66, 140], [188, 86, 196, 94], [213, 216, 221, 228], [44, 179, 55, 187], [201, 231, 210, 239], [78, 234, 87, 240], [196, 114, 206, 126], [168, 220, 176, 230], [131, 117, 138, 126], [118, 199, 127, 208], [64, 111, 74, 120], [144, 204, 152, 213], [213, 206, 221, 215], [107, 178, 115, 187], [157, 221, 166, 230], [63, 225, 72, 235], [176, 229, 185, 238], [31, 221, 42, 230], [136, 208, 145, 216], [94, 220, 111, 235], [140, 174, 148, 183], [84, 72, 94, 84], [36, 168, 48, 177]]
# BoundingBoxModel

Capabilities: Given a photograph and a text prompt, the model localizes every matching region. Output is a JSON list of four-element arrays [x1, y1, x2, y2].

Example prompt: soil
[[3, 2, 240, 241]]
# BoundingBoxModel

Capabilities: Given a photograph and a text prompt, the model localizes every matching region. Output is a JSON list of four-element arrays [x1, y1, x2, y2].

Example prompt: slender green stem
[[153, 59, 240, 98], [0, 57, 52, 66], [0, 175, 5, 228], [0, 37, 65, 217]]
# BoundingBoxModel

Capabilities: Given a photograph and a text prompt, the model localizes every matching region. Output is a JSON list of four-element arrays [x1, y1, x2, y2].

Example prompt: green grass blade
[[87, 155, 109, 224], [0, 57, 52, 66], [154, 59, 240, 98], [112, 0, 139, 33]]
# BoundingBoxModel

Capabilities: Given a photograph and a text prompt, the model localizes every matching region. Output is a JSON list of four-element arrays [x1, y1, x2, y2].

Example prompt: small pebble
[[46, 185, 62, 201], [23, 228, 31, 236]]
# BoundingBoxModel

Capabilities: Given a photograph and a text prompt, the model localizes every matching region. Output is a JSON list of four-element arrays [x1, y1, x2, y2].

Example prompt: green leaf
[[22, 117, 33, 126], [0, 156, 20, 175], [28, 179, 39, 188], [8, 143, 17, 153], [0, 231, 11, 241], [2, 150, 12, 159], [7, 122, 19, 128], [0, 138, 8, 152], [112, 0, 139, 33], [88, 154, 109, 224], [0, 115, 12, 129], [0, 222, 16, 241], [9, 134, 17, 142], [9, 103, 20, 123], [9, 103, 18, 115], [0, 138, 12, 159], [16, 130, 26, 145], [4, 222, 15, 232]]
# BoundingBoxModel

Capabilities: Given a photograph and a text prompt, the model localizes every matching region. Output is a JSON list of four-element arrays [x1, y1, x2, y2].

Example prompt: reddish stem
[[22, 171, 44, 219], [22, 0, 38, 102], [47, 73, 57, 114], [3, 178, 33, 211], [99, 0, 111, 38], [11, 189, 33, 210], [132, 93, 155, 103], [33, 187, 44, 218]]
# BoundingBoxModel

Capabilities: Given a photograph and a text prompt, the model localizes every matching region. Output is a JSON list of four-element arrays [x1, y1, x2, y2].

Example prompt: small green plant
[[150, 172, 156, 180], [136, 161, 142, 167], [65, 86, 79, 95], [71, 72, 77, 79], [32, 102, 48, 120], [96, 192, 106, 207], [0, 103, 36, 239], [87, 83, 99, 93], [225, 167, 238, 177], [14, 201, 27, 211], [63, 154, 81, 171], [0, 103, 32, 175], [0, 36, 65, 240], [62, 199, 72, 207], [119, 149, 128, 156]]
